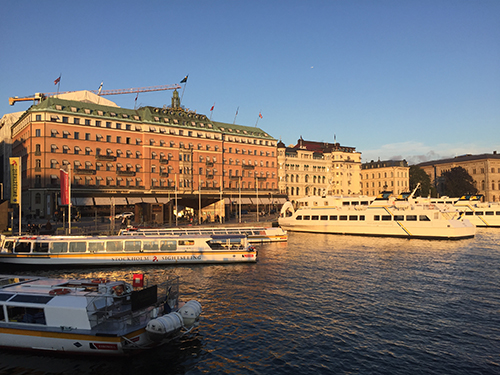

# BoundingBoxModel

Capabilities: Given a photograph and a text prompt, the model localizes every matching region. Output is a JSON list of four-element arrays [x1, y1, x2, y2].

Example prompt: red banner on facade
[[60, 169, 69, 205]]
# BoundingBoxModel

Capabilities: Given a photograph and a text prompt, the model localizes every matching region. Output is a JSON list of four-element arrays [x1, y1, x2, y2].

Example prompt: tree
[[409, 165, 435, 197], [441, 166, 477, 197]]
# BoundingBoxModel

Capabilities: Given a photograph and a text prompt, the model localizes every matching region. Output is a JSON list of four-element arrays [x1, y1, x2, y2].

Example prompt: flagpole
[[68, 164, 72, 235], [210, 102, 215, 120], [180, 75, 188, 105], [18, 175, 22, 236], [57, 74, 61, 97], [233, 107, 239, 124], [175, 174, 178, 227]]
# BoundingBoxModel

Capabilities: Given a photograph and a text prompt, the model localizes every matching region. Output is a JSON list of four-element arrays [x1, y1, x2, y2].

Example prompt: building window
[[106, 122, 112, 128], [96, 120, 101, 127], [85, 133, 90, 140], [85, 119, 91, 125], [62, 116, 68, 123], [74, 118, 80, 124], [116, 136, 121, 143], [35, 129, 41, 137], [36, 115, 41, 121], [74, 132, 79, 140], [106, 135, 112, 142]]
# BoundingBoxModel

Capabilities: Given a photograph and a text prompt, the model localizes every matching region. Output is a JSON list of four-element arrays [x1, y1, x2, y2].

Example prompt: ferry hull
[[0, 326, 154, 356], [278, 219, 475, 239], [0, 250, 257, 266]]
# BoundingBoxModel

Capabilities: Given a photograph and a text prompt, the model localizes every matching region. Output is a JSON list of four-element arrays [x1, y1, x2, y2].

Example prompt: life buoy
[[92, 278, 108, 284], [49, 288, 71, 295]]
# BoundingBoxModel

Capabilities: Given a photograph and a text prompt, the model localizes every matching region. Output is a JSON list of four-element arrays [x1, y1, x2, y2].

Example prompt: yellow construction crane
[[8, 84, 182, 106]]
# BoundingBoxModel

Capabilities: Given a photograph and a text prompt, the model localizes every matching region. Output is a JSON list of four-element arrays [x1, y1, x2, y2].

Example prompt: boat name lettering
[[110, 255, 202, 262]]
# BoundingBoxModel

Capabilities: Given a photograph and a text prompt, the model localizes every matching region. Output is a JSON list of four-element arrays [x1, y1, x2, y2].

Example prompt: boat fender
[[146, 312, 184, 341], [49, 288, 71, 295], [178, 300, 202, 328]]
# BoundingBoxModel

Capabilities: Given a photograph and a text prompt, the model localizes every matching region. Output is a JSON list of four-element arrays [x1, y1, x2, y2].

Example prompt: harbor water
[[0, 228, 499, 374]]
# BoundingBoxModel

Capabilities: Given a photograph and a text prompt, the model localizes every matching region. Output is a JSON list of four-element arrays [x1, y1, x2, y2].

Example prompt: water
[[1, 229, 499, 374]]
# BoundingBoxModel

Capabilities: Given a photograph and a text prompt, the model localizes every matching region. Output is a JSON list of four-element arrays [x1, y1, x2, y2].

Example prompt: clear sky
[[1, 0, 499, 164]]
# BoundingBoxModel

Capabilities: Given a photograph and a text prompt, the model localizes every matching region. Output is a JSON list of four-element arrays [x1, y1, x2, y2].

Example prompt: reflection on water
[[0, 229, 499, 374]]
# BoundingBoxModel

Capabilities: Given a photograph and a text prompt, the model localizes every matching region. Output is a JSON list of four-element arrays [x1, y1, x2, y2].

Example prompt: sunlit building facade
[[8, 90, 280, 219], [277, 137, 362, 201], [360, 159, 409, 196]]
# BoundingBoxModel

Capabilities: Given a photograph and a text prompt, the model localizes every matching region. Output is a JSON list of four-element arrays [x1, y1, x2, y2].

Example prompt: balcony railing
[[242, 164, 254, 170], [159, 172, 169, 177], [74, 168, 96, 175], [117, 170, 136, 176], [96, 154, 117, 161], [160, 159, 169, 164]]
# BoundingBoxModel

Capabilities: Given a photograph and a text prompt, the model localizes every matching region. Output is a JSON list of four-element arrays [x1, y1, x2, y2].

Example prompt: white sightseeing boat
[[119, 226, 288, 243], [0, 234, 257, 266], [414, 195, 500, 228], [278, 189, 476, 240], [0, 273, 201, 356]]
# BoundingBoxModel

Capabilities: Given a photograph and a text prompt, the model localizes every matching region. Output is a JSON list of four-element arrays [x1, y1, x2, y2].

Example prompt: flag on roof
[[210, 104, 214, 111], [54, 76, 61, 85], [98, 81, 103, 94], [180, 75, 188, 83], [259, 112, 263, 119]]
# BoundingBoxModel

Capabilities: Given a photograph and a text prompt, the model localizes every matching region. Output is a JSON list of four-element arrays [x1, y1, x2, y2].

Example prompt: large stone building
[[417, 152, 500, 201], [360, 159, 409, 196], [4, 90, 282, 221], [277, 137, 362, 201]]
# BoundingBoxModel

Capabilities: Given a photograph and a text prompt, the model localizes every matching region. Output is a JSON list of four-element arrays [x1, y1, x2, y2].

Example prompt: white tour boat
[[119, 226, 288, 243], [0, 273, 201, 356], [414, 195, 500, 228], [278, 189, 476, 240], [0, 234, 257, 266]]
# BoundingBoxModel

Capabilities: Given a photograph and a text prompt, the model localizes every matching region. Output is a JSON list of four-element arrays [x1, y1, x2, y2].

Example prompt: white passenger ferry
[[0, 273, 201, 356], [278, 190, 475, 240], [414, 195, 500, 228], [0, 234, 257, 266], [119, 226, 288, 243]]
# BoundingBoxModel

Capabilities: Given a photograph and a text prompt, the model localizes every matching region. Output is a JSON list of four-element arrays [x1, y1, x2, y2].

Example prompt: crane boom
[[9, 84, 182, 105]]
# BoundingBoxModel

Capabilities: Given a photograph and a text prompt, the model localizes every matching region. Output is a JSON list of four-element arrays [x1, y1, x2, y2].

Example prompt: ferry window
[[361, 201, 369, 206], [303, 216, 310, 220], [69, 242, 87, 253], [89, 242, 105, 252], [0, 294, 13, 301], [496, 212, 500, 215], [465, 212, 473, 216], [407, 215, 417, 221], [381, 215, 392, 221], [339, 215, 348, 221], [296, 216, 303, 220], [0, 304, 4, 321], [419, 215, 431, 221], [143, 240, 159, 251], [352, 202, 359, 206], [124, 241, 142, 252], [106, 241, 123, 252], [3, 241, 14, 252], [349, 215, 358, 221], [329, 215, 337, 220], [160, 240, 177, 251], [342, 202, 350, 206], [359, 215, 365, 221], [394, 215, 404, 221], [311, 215, 319, 220], [50, 242, 68, 253], [374, 215, 380, 221], [7, 306, 46, 325], [485, 211, 494, 216], [14, 242, 32, 253], [320, 215, 328, 220], [179, 240, 195, 246], [33, 243, 49, 253], [475, 211, 484, 216]]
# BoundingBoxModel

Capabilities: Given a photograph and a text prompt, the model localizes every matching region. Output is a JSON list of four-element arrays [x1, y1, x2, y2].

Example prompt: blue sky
[[1, 0, 499, 164]]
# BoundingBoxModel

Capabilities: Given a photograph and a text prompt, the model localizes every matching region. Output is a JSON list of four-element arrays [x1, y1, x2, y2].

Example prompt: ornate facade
[[360, 160, 409, 196], [277, 138, 361, 201]]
